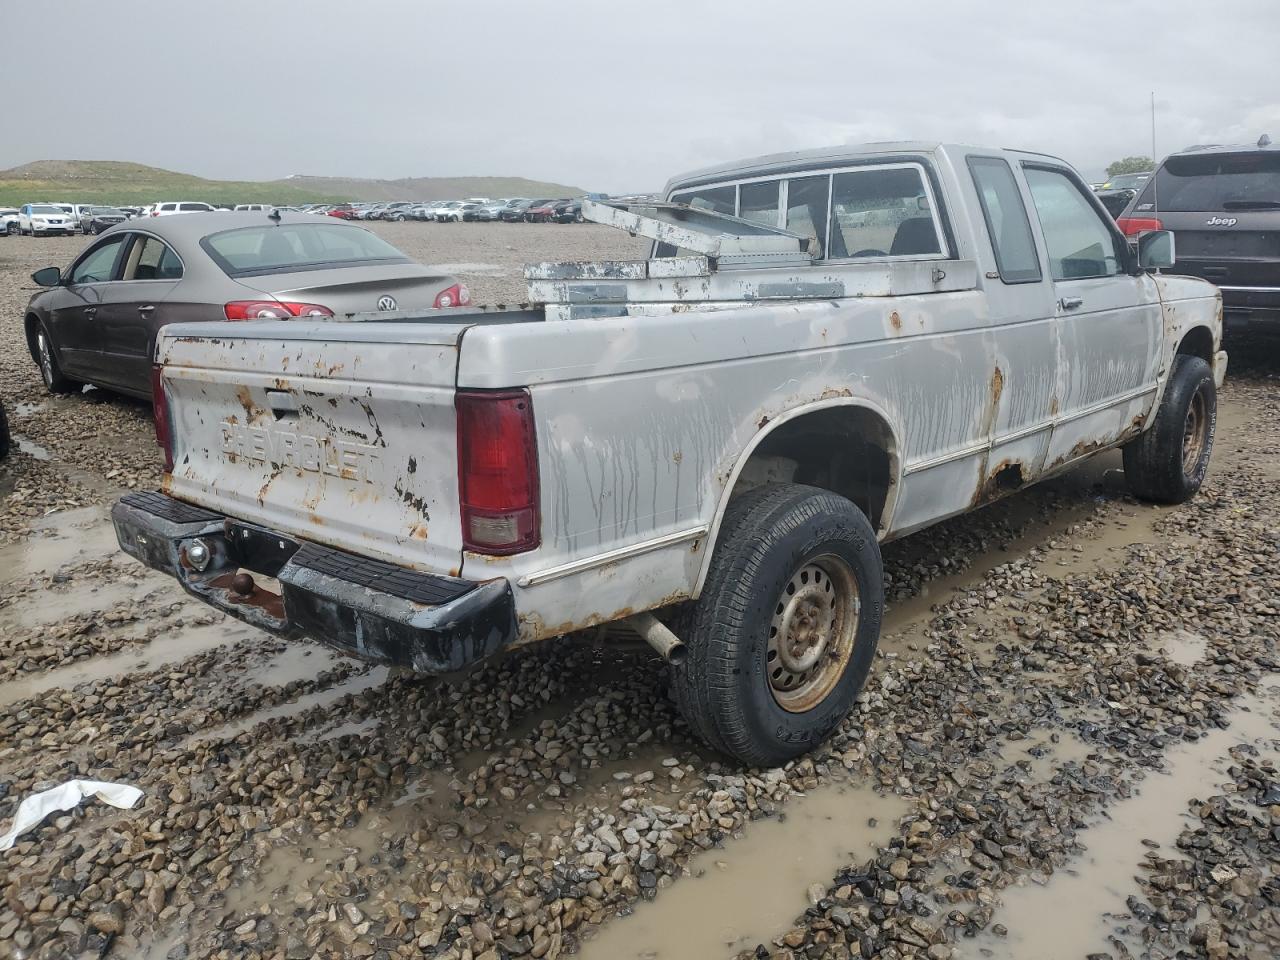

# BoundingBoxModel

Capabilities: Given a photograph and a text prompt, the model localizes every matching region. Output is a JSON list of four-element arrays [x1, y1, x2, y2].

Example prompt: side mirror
[[31, 266, 62, 287], [1137, 229, 1175, 270]]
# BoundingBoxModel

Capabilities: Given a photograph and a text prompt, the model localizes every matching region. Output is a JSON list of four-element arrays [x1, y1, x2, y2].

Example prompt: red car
[[525, 200, 563, 223], [326, 204, 358, 220]]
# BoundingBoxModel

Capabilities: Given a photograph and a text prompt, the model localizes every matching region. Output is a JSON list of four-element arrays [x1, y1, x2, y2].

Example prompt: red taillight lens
[[223, 301, 335, 320], [456, 389, 540, 555], [1117, 216, 1163, 237], [151, 364, 174, 473], [433, 283, 470, 308]]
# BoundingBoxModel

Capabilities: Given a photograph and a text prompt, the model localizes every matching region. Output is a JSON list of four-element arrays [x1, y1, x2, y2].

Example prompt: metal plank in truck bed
[[581, 199, 815, 265]]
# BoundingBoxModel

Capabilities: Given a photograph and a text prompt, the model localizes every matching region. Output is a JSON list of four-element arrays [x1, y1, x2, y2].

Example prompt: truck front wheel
[[672, 484, 883, 766], [1123, 354, 1216, 504]]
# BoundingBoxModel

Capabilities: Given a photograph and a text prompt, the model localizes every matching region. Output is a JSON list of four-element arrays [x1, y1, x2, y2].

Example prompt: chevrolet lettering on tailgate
[[220, 420, 382, 484]]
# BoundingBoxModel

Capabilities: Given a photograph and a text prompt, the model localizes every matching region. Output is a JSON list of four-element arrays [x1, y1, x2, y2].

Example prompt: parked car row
[[297, 196, 601, 224], [4, 195, 611, 237], [3, 202, 315, 236]]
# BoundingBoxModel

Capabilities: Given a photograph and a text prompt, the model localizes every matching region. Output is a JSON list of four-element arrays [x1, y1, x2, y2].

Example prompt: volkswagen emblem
[[376, 295, 398, 311]]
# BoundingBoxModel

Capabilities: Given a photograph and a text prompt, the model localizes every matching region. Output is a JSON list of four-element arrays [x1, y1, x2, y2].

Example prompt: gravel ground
[[0, 224, 1277, 960]]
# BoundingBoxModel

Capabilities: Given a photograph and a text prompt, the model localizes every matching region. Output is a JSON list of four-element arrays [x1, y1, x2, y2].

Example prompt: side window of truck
[[786, 175, 830, 259], [672, 186, 736, 216], [968, 157, 1042, 283], [828, 165, 943, 260], [1023, 166, 1123, 280]]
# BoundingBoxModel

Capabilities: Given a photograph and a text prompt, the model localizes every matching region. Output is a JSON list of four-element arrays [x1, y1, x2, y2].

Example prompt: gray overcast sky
[[5, 0, 1279, 190]]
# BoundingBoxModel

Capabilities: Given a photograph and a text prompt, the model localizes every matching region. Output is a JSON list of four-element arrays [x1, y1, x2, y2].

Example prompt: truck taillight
[[456, 389, 540, 555], [223, 301, 335, 320], [1117, 216, 1163, 237], [434, 283, 471, 308], [151, 364, 174, 473]]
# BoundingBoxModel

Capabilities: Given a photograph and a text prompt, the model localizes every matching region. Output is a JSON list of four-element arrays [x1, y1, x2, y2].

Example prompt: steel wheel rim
[[767, 554, 860, 713], [1182, 388, 1207, 473], [37, 333, 53, 386]]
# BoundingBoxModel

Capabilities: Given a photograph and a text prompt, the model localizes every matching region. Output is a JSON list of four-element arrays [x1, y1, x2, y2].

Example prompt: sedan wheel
[[36, 326, 77, 393]]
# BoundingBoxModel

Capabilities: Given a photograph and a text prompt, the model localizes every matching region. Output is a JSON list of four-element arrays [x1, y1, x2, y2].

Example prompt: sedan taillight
[[224, 301, 335, 320], [433, 283, 471, 309]]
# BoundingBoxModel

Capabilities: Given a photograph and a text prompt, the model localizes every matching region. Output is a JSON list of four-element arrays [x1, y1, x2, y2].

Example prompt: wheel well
[[727, 406, 898, 535], [1176, 326, 1214, 363]]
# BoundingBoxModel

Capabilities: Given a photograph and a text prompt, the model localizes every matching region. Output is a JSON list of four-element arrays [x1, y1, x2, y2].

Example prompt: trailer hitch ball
[[182, 538, 213, 572], [230, 572, 255, 597]]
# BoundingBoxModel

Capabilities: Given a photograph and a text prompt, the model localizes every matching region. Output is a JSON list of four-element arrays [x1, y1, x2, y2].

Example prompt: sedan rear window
[[1135, 152, 1280, 212], [202, 223, 411, 277]]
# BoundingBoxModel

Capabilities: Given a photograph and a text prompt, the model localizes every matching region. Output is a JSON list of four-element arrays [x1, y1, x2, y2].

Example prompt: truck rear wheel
[[672, 484, 883, 766], [1123, 354, 1216, 504]]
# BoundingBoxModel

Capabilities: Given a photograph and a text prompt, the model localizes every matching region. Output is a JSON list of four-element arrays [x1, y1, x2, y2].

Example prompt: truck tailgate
[[159, 320, 469, 575]]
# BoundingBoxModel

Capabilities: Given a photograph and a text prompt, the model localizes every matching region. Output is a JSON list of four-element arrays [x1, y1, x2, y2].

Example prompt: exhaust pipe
[[629, 612, 687, 666]]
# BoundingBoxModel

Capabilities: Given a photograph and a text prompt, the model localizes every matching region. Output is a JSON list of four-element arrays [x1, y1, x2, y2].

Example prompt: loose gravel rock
[[1, 227, 1278, 960]]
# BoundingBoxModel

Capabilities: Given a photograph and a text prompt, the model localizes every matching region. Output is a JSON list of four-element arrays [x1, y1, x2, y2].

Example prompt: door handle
[[84, 306, 97, 316], [137, 304, 155, 314], [1059, 296, 1083, 311]]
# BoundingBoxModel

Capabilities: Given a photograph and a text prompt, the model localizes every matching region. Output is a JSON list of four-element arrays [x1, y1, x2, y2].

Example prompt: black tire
[[0, 401, 9, 460], [35, 323, 78, 394], [1123, 354, 1216, 504], [7, 222, 18, 236], [672, 483, 883, 766]]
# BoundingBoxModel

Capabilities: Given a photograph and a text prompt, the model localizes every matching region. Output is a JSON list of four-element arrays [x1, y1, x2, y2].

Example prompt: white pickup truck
[[113, 141, 1225, 765]]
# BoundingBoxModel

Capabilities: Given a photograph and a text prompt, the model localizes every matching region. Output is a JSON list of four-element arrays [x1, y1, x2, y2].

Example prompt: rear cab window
[[1133, 151, 1280, 213], [661, 160, 946, 262]]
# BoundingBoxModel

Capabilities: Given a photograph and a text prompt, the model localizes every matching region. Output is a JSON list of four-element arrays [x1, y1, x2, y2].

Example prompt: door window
[[968, 157, 1041, 283], [828, 165, 943, 260], [69, 236, 127, 284], [126, 236, 184, 280], [179, 202, 210, 212], [1023, 167, 1123, 280]]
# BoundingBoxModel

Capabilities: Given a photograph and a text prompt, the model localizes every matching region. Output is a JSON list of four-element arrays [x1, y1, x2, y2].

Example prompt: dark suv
[[1118, 135, 1279, 326]]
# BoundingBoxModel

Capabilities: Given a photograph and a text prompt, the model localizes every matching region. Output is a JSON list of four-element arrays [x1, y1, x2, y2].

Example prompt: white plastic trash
[[0, 780, 144, 851]]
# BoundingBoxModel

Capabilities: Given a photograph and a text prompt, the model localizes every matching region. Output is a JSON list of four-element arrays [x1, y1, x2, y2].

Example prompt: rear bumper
[[111, 491, 517, 673], [1220, 286, 1280, 323]]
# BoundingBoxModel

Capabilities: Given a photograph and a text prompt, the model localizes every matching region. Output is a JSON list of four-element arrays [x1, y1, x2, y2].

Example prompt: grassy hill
[[0, 160, 585, 206]]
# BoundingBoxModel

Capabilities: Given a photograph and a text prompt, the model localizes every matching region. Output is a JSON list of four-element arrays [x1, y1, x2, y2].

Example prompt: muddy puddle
[[182, 655, 385, 747], [0, 505, 118, 575], [964, 687, 1279, 960], [0, 566, 165, 631], [999, 725, 1096, 782], [0, 620, 257, 709], [577, 782, 908, 960], [1149, 628, 1209, 667], [12, 435, 53, 460]]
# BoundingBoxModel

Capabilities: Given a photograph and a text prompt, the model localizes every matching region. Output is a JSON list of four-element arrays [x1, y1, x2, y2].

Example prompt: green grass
[[0, 160, 587, 207], [0, 161, 342, 207]]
